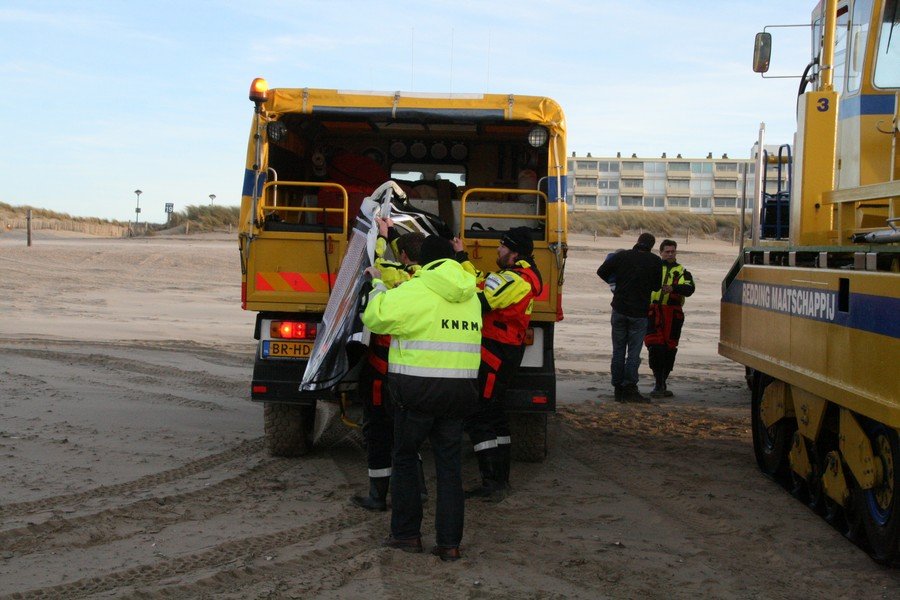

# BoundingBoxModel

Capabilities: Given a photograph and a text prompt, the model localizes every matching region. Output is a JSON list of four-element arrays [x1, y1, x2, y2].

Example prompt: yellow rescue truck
[[239, 79, 568, 462], [721, 0, 900, 562]]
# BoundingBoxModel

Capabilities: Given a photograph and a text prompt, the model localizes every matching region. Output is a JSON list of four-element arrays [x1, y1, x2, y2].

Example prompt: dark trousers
[[465, 338, 523, 452], [645, 304, 685, 378], [610, 310, 647, 388], [359, 363, 393, 476], [391, 407, 465, 548], [648, 345, 678, 376]]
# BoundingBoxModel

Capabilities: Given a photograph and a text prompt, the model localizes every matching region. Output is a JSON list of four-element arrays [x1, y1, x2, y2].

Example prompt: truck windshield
[[874, 0, 900, 87]]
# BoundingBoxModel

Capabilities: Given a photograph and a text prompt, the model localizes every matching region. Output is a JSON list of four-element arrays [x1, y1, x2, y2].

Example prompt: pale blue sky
[[0, 1, 813, 221]]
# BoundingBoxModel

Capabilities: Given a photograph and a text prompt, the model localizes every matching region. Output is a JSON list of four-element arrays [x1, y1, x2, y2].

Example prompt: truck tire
[[264, 402, 312, 457], [509, 412, 548, 463], [750, 373, 794, 479]]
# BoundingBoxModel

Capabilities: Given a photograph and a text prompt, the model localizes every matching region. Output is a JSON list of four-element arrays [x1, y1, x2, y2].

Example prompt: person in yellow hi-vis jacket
[[351, 216, 424, 512], [451, 227, 542, 501], [644, 239, 695, 398], [362, 235, 481, 562]]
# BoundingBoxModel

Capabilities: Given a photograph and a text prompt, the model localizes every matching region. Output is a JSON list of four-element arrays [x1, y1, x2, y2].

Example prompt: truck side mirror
[[753, 32, 772, 73]]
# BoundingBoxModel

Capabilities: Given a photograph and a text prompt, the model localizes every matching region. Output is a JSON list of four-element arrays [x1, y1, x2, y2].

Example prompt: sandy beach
[[1, 229, 897, 599]]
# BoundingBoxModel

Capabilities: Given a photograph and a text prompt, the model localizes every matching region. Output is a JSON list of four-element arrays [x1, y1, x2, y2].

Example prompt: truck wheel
[[509, 412, 548, 463], [858, 424, 900, 564], [264, 402, 312, 457], [750, 373, 794, 479]]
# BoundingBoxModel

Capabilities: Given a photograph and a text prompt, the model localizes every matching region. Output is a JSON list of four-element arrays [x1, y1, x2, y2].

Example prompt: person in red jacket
[[452, 227, 542, 500], [645, 239, 695, 398]]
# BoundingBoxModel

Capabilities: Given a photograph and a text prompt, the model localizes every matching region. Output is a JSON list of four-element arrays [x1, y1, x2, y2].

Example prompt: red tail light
[[270, 321, 318, 339]]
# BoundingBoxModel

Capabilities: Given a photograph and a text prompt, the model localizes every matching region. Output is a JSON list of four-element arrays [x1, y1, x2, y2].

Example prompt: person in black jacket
[[596, 233, 663, 402]]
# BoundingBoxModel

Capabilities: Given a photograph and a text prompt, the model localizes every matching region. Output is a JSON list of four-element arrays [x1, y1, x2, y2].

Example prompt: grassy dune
[[0, 202, 241, 236], [568, 210, 749, 240], [3, 199, 746, 240]]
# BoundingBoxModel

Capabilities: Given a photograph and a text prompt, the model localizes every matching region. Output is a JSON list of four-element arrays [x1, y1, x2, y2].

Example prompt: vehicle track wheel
[[858, 425, 900, 563], [789, 442, 824, 509], [823, 495, 845, 529], [750, 374, 794, 480], [805, 441, 826, 512]]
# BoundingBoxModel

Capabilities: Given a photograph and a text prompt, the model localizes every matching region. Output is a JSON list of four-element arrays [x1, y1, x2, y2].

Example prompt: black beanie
[[500, 227, 534, 256], [419, 235, 455, 265]]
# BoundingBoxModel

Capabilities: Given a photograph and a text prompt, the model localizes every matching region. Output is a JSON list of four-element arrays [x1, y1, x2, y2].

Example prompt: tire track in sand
[[0, 438, 263, 519], [0, 509, 372, 600], [0, 453, 293, 555]]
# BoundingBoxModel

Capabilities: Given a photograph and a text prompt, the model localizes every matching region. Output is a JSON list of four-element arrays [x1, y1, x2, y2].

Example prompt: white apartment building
[[565, 146, 789, 215]]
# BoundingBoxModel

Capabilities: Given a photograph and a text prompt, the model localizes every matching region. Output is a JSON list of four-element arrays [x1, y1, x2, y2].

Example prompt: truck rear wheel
[[264, 402, 312, 457], [509, 412, 548, 463], [751, 373, 794, 479]]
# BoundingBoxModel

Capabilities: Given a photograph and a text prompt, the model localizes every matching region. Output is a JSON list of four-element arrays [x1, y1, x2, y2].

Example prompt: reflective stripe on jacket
[[463, 259, 542, 345], [650, 263, 695, 307], [368, 236, 422, 372], [363, 258, 482, 379]]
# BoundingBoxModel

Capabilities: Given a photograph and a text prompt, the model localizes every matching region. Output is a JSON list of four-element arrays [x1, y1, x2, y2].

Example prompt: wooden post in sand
[[686, 227, 690, 244], [26, 209, 32, 247]]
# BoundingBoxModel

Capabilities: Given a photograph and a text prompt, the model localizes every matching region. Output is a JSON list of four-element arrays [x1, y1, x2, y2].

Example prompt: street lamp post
[[134, 189, 142, 229], [209, 194, 216, 206]]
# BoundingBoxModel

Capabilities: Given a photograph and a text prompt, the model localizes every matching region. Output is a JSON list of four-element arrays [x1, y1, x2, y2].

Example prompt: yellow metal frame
[[794, 388, 828, 442], [823, 180, 900, 243], [257, 181, 349, 235], [822, 450, 850, 505], [790, 431, 812, 480], [793, 90, 838, 245], [760, 380, 791, 428], [839, 408, 877, 489]]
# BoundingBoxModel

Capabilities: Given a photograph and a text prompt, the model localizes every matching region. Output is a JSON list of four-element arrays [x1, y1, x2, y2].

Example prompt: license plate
[[262, 340, 313, 359]]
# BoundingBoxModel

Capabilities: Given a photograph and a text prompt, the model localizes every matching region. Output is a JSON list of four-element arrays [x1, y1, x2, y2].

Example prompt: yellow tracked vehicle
[[721, 0, 900, 563]]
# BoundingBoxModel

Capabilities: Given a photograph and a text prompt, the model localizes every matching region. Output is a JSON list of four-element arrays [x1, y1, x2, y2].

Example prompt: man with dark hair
[[596, 232, 663, 403], [363, 233, 481, 562], [645, 239, 695, 398], [351, 217, 425, 512], [452, 227, 542, 499]]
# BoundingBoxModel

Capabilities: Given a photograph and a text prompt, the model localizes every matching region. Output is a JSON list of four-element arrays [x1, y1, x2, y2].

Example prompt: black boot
[[351, 476, 389, 511], [650, 371, 667, 398], [662, 370, 674, 397], [417, 455, 428, 503], [465, 449, 500, 499], [497, 444, 512, 492], [623, 384, 651, 403]]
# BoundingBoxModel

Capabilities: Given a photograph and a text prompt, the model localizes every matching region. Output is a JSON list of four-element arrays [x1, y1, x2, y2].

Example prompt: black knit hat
[[500, 227, 534, 256], [419, 235, 455, 265]]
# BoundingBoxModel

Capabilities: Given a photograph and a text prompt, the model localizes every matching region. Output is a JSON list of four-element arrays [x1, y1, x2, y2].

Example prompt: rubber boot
[[650, 371, 667, 398], [351, 476, 389, 511], [662, 370, 674, 397], [417, 454, 428, 503], [465, 449, 500, 499], [496, 443, 512, 492]]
